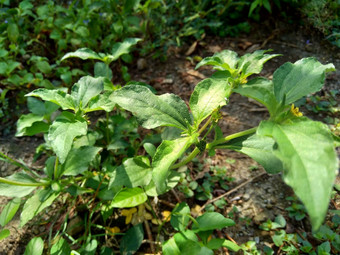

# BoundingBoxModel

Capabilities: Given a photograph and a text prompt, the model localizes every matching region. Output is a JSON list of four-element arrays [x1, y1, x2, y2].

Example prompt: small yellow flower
[[290, 104, 303, 117], [121, 208, 137, 224], [162, 211, 171, 222], [106, 226, 121, 234]]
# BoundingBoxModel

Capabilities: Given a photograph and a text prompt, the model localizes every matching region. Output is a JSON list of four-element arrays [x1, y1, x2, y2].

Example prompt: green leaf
[[233, 77, 278, 116], [143, 143, 156, 157], [109, 157, 152, 188], [192, 212, 235, 232], [162, 237, 180, 255], [0, 229, 10, 241], [222, 240, 241, 251], [61, 48, 102, 62], [111, 187, 147, 208], [206, 238, 225, 250], [195, 50, 238, 72], [20, 188, 59, 227], [258, 119, 338, 230], [48, 112, 88, 164], [273, 58, 335, 105], [216, 133, 283, 174], [7, 23, 19, 43], [238, 50, 280, 78], [120, 224, 144, 255], [27, 97, 59, 116], [170, 202, 190, 231], [71, 76, 104, 110], [110, 38, 141, 62], [83, 239, 97, 255], [0, 198, 21, 227], [16, 113, 44, 137], [94, 62, 113, 80], [62, 146, 102, 176], [152, 135, 196, 193], [114, 85, 191, 130], [36, 61, 51, 74], [50, 237, 71, 255], [190, 78, 231, 126], [26, 89, 75, 111], [86, 91, 116, 112], [144, 171, 181, 197], [24, 237, 44, 255], [173, 231, 202, 254], [0, 172, 38, 198]]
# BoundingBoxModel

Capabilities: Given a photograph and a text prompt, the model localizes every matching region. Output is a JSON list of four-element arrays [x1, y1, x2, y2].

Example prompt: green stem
[[0, 151, 38, 176], [198, 116, 212, 135], [0, 177, 48, 187], [171, 147, 200, 170], [207, 127, 257, 149], [54, 157, 59, 180]]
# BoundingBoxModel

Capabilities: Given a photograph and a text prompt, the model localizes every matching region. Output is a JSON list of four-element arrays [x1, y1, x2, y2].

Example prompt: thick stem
[[0, 177, 48, 187], [171, 147, 200, 170], [207, 127, 257, 149], [198, 116, 212, 135], [54, 157, 59, 180]]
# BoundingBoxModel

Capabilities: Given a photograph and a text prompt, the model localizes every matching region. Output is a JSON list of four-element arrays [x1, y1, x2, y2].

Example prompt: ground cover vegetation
[[0, 0, 339, 254]]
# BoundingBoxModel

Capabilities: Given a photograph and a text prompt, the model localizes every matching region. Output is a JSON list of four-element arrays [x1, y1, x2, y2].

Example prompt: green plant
[[162, 202, 239, 254], [0, 49, 338, 254]]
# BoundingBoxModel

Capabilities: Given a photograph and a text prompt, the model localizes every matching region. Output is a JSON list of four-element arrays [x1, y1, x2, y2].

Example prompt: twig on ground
[[144, 220, 155, 254], [199, 172, 267, 212], [171, 188, 182, 203], [159, 199, 176, 208]]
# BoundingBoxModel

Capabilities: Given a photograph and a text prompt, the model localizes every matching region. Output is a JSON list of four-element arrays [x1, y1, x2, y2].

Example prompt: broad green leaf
[[0, 198, 21, 227], [114, 85, 191, 130], [7, 23, 19, 43], [273, 58, 335, 104], [0, 172, 38, 197], [109, 38, 141, 62], [216, 133, 283, 174], [111, 187, 147, 208], [192, 212, 235, 232], [19, 122, 49, 136], [162, 237, 180, 255], [83, 239, 97, 255], [16, 113, 44, 137], [62, 146, 102, 176], [190, 78, 231, 126], [195, 50, 238, 72], [36, 61, 51, 74], [86, 91, 116, 112], [71, 76, 104, 109], [109, 157, 152, 188], [206, 238, 225, 250], [24, 237, 44, 255], [170, 202, 190, 231], [0, 229, 10, 241], [237, 50, 280, 78], [20, 188, 59, 227], [233, 77, 278, 116], [50, 237, 71, 255], [26, 89, 75, 111], [144, 171, 181, 197], [152, 135, 196, 194], [143, 143, 156, 157], [61, 48, 102, 62], [120, 224, 144, 255], [48, 112, 88, 164], [94, 62, 113, 80], [222, 240, 241, 251], [258, 119, 338, 230], [27, 97, 59, 116], [173, 231, 201, 254]]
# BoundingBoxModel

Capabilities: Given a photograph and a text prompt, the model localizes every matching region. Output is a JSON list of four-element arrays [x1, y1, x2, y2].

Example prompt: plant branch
[[0, 177, 48, 187], [171, 147, 200, 169], [207, 127, 257, 149], [198, 116, 212, 134]]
